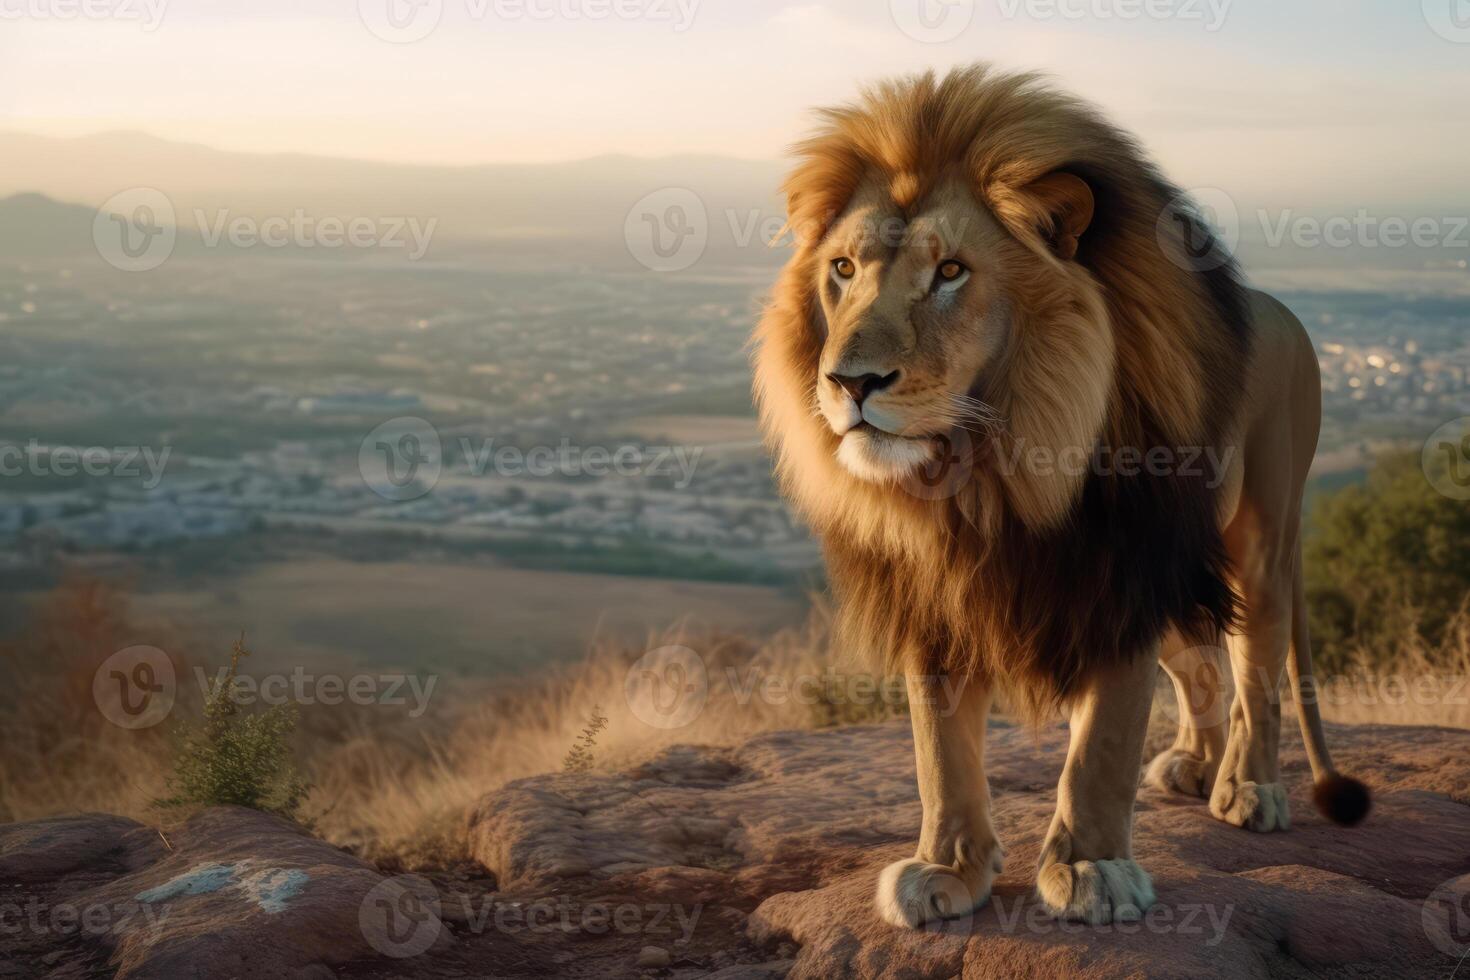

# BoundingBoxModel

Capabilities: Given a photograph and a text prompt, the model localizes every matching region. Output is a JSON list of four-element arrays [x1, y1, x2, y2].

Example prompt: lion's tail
[[1288, 542, 1372, 826]]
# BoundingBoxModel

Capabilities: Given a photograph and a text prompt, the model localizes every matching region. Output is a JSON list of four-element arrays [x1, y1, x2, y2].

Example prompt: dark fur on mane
[[753, 65, 1252, 714]]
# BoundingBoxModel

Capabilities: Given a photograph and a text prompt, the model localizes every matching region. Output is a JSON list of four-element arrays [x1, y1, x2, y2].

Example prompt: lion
[[750, 65, 1371, 928]]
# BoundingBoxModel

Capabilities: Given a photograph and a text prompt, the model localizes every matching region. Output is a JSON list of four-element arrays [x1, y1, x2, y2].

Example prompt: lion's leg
[[875, 673, 1002, 928], [1145, 632, 1229, 799], [1209, 563, 1293, 832], [1036, 650, 1158, 924]]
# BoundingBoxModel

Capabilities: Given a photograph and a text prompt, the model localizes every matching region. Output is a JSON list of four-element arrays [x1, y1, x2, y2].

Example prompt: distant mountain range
[[0, 130, 788, 266], [4, 130, 1468, 288]]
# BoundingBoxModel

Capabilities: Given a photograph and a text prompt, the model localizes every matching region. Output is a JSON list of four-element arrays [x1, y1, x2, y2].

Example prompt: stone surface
[[468, 720, 1470, 979], [0, 806, 447, 979], [4, 721, 1468, 978]]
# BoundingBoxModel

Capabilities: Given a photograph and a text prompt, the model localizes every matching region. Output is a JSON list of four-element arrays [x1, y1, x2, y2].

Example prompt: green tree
[[1306, 451, 1470, 671]]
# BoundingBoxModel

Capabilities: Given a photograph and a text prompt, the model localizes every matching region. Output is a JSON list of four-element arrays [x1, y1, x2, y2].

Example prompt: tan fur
[[753, 65, 1244, 710], [752, 65, 1363, 928]]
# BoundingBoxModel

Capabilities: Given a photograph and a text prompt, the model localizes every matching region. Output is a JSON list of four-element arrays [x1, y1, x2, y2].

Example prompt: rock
[[0, 812, 164, 883], [635, 944, 671, 967], [469, 720, 1470, 979], [0, 806, 448, 979], [6, 721, 1466, 978], [701, 961, 794, 979]]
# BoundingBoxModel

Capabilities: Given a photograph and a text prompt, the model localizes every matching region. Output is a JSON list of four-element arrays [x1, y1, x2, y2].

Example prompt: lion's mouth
[[837, 422, 940, 482]]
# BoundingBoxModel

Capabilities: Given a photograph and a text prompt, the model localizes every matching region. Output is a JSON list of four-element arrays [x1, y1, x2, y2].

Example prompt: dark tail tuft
[[1313, 774, 1371, 826]]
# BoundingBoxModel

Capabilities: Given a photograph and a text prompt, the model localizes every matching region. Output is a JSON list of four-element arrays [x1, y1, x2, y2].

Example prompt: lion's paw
[[1145, 748, 1212, 798], [1036, 858, 1155, 925], [875, 849, 1002, 928], [1210, 779, 1290, 832]]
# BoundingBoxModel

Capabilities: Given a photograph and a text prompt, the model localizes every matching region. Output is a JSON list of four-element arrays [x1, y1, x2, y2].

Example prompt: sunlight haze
[[3, 0, 1467, 212]]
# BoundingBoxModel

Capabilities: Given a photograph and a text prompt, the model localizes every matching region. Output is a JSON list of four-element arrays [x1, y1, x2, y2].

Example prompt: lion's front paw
[[875, 848, 1003, 928], [1145, 748, 1214, 798], [1210, 779, 1290, 832], [1036, 858, 1155, 925]]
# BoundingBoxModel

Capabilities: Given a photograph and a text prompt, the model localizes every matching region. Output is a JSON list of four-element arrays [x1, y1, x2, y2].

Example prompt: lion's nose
[[827, 370, 900, 407]]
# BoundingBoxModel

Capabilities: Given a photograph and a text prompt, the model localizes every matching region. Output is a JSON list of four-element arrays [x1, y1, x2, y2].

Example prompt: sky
[[2, 0, 1468, 209]]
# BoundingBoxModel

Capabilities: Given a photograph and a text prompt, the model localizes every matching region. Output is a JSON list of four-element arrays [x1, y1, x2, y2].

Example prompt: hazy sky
[[2, 0, 1467, 207]]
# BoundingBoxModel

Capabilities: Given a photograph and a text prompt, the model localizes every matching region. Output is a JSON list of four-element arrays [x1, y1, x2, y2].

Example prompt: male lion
[[751, 65, 1370, 928]]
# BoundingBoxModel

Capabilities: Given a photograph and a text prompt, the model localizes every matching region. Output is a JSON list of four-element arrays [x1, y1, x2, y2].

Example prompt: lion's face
[[813, 175, 1016, 484]]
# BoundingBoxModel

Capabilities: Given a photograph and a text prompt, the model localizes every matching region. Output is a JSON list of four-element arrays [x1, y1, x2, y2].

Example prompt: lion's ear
[[1023, 172, 1094, 261]]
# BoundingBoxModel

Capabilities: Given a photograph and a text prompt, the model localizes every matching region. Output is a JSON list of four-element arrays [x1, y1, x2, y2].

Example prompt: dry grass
[[1313, 606, 1470, 729], [3, 581, 1466, 871], [0, 579, 186, 823], [0, 585, 868, 869], [302, 615, 864, 869], [1144, 606, 1470, 755]]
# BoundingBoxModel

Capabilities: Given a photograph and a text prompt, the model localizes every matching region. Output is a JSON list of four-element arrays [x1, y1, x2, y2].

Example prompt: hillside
[[0, 131, 786, 262]]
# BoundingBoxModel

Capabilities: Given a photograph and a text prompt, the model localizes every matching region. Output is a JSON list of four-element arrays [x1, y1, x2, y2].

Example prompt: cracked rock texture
[[0, 806, 443, 979], [469, 719, 1470, 979], [4, 721, 1468, 978]]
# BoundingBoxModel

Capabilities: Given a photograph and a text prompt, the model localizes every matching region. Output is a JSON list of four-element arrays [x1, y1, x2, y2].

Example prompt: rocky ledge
[[3, 720, 1469, 978]]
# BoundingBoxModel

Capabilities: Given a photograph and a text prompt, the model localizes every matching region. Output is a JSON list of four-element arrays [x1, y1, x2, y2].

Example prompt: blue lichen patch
[[135, 863, 238, 903], [133, 861, 311, 915], [241, 867, 310, 914]]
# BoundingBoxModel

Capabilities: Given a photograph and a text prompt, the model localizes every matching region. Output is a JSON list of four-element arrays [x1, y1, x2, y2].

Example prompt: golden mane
[[752, 65, 1250, 714]]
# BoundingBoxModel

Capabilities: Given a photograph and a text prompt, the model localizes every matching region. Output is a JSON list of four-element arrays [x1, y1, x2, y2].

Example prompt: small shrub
[[156, 634, 309, 819], [562, 705, 608, 773], [1306, 451, 1470, 671]]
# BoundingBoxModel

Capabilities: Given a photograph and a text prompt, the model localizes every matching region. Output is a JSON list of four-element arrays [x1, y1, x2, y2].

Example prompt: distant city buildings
[[0, 260, 1465, 577]]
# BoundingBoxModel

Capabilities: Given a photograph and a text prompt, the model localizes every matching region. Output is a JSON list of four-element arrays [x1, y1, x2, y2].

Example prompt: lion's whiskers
[[935, 393, 1007, 435]]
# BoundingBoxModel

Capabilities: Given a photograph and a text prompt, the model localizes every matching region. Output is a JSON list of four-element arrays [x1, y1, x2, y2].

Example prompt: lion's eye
[[937, 260, 968, 283], [831, 257, 856, 281]]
